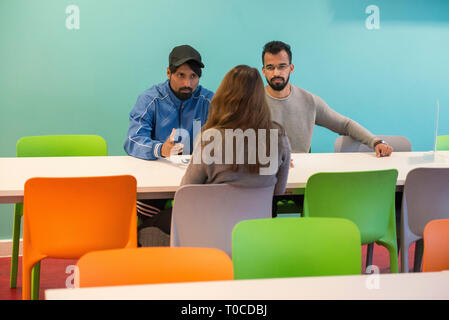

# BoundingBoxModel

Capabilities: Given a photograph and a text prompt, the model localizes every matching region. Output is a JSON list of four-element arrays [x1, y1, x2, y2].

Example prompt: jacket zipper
[[178, 103, 184, 143]]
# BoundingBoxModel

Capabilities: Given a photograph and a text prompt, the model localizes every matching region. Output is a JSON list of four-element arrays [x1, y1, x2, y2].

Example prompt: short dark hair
[[169, 60, 202, 78], [262, 41, 292, 65]]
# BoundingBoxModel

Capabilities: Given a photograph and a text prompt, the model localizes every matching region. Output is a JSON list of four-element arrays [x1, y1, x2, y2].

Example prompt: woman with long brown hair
[[138, 65, 291, 242], [181, 65, 291, 194]]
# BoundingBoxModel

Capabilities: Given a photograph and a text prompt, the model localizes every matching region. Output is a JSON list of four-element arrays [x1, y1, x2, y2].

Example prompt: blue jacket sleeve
[[124, 94, 163, 160]]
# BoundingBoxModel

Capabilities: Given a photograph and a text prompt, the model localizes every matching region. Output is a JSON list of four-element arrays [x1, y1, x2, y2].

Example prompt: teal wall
[[1, 0, 448, 239]]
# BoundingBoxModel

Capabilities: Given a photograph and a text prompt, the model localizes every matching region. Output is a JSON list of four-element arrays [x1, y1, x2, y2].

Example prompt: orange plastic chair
[[23, 175, 137, 300], [76, 247, 233, 288], [422, 219, 449, 272]]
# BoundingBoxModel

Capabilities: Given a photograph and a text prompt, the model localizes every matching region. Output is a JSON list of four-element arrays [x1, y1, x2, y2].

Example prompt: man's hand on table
[[375, 141, 393, 157], [161, 128, 184, 158]]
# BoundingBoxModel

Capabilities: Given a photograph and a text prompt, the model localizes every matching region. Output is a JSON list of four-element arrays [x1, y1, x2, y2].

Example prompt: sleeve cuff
[[154, 143, 163, 158], [370, 138, 379, 149]]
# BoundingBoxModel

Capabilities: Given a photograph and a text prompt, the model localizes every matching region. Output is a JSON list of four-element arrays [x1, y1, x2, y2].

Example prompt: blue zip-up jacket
[[124, 80, 214, 160]]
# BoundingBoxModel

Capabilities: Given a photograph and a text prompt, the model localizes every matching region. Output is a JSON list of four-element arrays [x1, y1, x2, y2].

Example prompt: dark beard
[[169, 82, 193, 101], [173, 88, 193, 100], [267, 75, 290, 91]]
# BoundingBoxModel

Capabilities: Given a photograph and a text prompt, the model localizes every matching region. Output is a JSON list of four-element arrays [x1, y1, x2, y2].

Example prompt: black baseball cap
[[169, 45, 204, 68]]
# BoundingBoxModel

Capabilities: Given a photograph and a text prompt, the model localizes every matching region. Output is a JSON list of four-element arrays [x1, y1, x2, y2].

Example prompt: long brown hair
[[202, 65, 283, 173]]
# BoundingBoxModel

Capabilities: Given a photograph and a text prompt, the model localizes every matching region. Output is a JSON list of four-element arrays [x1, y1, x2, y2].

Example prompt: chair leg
[[10, 203, 22, 288], [394, 192, 402, 254], [22, 259, 39, 300], [401, 240, 411, 273], [387, 245, 399, 273], [365, 243, 374, 272], [22, 264, 32, 300], [31, 262, 41, 300], [382, 205, 399, 273], [376, 239, 399, 273], [413, 239, 424, 272]]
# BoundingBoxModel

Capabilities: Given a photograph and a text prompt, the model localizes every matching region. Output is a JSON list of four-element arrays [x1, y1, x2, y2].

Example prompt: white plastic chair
[[334, 135, 411, 152], [401, 168, 449, 272], [170, 184, 274, 257]]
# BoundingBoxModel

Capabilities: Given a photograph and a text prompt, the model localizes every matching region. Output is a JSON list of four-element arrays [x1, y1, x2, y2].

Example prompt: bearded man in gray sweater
[[261, 41, 393, 158], [262, 41, 393, 217]]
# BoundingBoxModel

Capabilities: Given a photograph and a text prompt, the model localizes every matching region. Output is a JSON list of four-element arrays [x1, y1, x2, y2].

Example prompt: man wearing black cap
[[124, 44, 213, 160], [124, 45, 213, 245]]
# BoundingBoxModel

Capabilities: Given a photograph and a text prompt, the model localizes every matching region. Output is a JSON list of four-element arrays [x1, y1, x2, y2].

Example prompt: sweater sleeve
[[314, 95, 377, 149], [180, 137, 207, 185], [180, 162, 208, 185]]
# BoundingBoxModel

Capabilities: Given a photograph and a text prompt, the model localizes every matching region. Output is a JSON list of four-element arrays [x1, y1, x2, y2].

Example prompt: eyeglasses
[[264, 64, 290, 72]]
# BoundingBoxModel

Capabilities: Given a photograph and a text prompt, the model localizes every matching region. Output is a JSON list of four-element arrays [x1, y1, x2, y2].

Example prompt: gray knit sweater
[[266, 85, 376, 153], [181, 127, 291, 195]]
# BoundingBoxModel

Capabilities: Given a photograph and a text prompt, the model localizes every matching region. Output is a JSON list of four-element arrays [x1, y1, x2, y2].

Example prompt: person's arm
[[274, 135, 291, 195], [180, 162, 208, 185], [124, 94, 163, 160], [314, 95, 377, 149], [314, 96, 393, 156], [180, 138, 208, 185]]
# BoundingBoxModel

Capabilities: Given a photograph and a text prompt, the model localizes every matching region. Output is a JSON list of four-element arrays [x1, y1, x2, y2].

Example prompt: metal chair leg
[[365, 243, 374, 273], [413, 239, 424, 272]]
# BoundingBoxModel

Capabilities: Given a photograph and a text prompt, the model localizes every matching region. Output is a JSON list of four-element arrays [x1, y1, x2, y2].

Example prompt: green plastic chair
[[232, 217, 361, 280], [436, 135, 449, 151], [10, 135, 107, 299], [303, 169, 399, 273]]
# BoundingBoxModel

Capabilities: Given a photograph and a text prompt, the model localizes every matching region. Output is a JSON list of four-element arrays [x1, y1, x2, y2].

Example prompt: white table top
[[1, 151, 448, 203], [45, 271, 449, 300]]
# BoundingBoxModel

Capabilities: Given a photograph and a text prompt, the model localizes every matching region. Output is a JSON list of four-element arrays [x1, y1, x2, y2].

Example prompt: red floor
[[0, 257, 77, 300], [0, 243, 417, 300]]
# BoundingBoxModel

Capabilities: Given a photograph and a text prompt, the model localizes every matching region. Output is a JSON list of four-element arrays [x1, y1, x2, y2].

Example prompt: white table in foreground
[[1, 151, 448, 203], [45, 271, 449, 300]]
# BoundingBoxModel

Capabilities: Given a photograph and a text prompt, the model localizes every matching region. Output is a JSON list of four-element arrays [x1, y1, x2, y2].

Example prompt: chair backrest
[[232, 217, 361, 279], [17, 135, 107, 157], [23, 175, 137, 260], [170, 184, 274, 256], [76, 247, 233, 288], [422, 219, 449, 272], [303, 169, 398, 244], [400, 168, 449, 273], [334, 135, 411, 152], [436, 135, 449, 151], [402, 168, 449, 237]]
